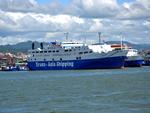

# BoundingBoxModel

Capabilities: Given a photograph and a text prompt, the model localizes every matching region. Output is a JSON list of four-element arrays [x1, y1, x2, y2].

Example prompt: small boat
[[2, 65, 28, 71]]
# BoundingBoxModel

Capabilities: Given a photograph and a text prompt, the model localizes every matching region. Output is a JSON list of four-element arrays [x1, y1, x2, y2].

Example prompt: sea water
[[0, 66, 150, 113]]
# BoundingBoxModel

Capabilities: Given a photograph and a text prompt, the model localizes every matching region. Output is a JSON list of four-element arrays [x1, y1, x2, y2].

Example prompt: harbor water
[[0, 66, 150, 113]]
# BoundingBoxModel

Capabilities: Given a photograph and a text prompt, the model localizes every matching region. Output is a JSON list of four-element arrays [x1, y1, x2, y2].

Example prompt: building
[[0, 52, 27, 67]]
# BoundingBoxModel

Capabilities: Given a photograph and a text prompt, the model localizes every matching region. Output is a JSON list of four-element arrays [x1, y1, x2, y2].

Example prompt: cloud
[[0, 0, 66, 15], [0, 0, 149, 20], [117, 0, 150, 20], [0, 35, 27, 45], [66, 0, 119, 18], [0, 0, 120, 18], [0, 10, 104, 35], [0, 0, 38, 12], [0, 0, 149, 45]]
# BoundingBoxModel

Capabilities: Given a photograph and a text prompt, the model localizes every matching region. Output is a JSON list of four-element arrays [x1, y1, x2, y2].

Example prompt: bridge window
[[84, 51, 88, 54], [56, 50, 59, 52], [40, 51, 43, 53], [76, 57, 81, 60], [79, 52, 83, 54], [60, 58, 62, 61], [65, 50, 68, 52], [48, 50, 51, 53], [44, 51, 47, 53], [36, 51, 39, 53]]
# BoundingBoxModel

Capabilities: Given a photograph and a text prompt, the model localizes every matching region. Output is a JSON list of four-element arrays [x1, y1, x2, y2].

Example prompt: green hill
[[0, 41, 150, 54]]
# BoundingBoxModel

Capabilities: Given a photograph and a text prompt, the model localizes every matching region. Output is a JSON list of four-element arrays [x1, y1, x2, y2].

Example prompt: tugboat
[[27, 39, 128, 70]]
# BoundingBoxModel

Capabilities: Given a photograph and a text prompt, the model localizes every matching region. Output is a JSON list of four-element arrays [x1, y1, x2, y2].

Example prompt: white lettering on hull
[[36, 62, 74, 67], [36, 62, 47, 67]]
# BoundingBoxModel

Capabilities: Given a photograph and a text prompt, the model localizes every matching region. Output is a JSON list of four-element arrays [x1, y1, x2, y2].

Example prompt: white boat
[[111, 44, 143, 67]]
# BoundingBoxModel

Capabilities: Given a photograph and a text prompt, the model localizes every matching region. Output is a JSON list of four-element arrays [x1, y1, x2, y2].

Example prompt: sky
[[37, 0, 69, 5], [0, 0, 149, 45], [36, 0, 135, 5]]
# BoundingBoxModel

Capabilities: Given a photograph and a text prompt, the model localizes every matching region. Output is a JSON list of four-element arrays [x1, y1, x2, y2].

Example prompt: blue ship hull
[[143, 61, 150, 66], [27, 56, 126, 70], [124, 60, 143, 67]]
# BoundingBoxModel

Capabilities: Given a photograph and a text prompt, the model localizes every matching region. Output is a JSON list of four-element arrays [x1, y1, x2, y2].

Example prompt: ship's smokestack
[[40, 42, 43, 49], [32, 42, 35, 50]]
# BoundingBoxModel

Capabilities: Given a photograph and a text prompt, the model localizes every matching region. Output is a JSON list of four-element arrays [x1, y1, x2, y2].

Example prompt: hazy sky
[[0, 0, 149, 45]]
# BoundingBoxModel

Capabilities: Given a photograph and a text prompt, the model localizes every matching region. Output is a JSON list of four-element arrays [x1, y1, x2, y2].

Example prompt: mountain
[[0, 41, 150, 54], [0, 41, 47, 54]]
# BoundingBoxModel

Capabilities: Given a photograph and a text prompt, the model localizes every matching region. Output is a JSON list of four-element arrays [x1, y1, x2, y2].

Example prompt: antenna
[[120, 33, 123, 50], [64, 32, 69, 41], [83, 32, 86, 44], [84, 36, 87, 43], [98, 32, 101, 44]]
